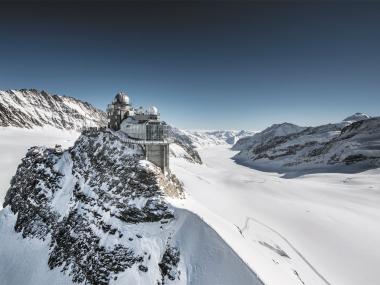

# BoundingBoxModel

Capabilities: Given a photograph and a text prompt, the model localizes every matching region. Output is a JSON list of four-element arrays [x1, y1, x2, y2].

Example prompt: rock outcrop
[[3, 130, 183, 284]]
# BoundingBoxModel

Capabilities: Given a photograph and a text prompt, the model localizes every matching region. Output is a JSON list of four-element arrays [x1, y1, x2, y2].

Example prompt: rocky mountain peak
[[3, 129, 183, 284], [0, 89, 106, 129]]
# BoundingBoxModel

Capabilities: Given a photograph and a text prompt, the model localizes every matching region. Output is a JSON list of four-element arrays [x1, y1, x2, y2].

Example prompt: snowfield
[[0, 126, 80, 204], [1, 125, 379, 285], [171, 145, 380, 285]]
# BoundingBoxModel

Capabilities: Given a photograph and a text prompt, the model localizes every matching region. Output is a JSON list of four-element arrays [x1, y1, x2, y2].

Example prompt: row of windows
[[124, 124, 168, 141]]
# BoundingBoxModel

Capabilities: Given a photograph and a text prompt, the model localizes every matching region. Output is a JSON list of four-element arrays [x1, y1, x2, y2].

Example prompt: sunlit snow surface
[[1, 127, 380, 285], [0, 127, 80, 204], [0, 128, 261, 285], [0, 205, 261, 285], [171, 145, 380, 285]]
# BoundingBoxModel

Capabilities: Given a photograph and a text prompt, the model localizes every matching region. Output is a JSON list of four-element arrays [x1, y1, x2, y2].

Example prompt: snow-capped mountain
[[167, 126, 203, 164], [343, 112, 371, 122], [0, 89, 106, 129], [180, 130, 255, 148], [0, 129, 261, 285], [167, 128, 254, 163], [233, 123, 305, 151], [0, 90, 203, 202], [233, 114, 380, 173]]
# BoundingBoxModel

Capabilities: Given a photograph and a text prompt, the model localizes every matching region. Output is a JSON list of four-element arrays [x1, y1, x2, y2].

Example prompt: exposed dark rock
[[0, 89, 106, 129], [159, 245, 181, 284], [3, 130, 183, 285]]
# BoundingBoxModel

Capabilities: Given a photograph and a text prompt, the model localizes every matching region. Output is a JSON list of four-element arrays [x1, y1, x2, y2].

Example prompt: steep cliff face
[[0, 89, 106, 129], [233, 115, 380, 173]]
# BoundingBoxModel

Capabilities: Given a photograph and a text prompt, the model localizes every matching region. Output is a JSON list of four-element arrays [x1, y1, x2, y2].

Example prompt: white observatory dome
[[148, 106, 158, 115], [114, 92, 130, 105]]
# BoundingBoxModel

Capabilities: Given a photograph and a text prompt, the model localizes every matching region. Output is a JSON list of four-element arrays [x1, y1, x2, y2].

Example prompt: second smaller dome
[[148, 106, 158, 115]]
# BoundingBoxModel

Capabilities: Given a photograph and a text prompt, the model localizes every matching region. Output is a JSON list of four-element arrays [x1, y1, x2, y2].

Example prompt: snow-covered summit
[[343, 112, 371, 122], [0, 89, 106, 129], [0, 129, 261, 285]]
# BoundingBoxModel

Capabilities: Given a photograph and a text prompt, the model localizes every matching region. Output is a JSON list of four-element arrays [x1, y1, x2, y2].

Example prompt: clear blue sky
[[0, 1, 379, 130]]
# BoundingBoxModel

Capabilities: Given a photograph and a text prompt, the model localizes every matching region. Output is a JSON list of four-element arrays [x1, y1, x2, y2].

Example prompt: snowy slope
[[171, 145, 380, 285], [0, 130, 262, 285], [0, 89, 106, 129], [233, 114, 380, 173], [0, 126, 80, 204], [167, 126, 203, 164]]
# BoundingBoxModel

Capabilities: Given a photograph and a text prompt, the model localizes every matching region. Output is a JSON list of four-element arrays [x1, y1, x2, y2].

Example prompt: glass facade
[[146, 123, 168, 141], [124, 122, 168, 141]]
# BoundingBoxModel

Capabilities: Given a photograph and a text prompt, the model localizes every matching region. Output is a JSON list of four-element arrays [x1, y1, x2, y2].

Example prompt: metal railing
[[81, 127, 173, 145]]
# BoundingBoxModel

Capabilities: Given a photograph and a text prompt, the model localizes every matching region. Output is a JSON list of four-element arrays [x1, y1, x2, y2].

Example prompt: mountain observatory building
[[107, 92, 170, 172]]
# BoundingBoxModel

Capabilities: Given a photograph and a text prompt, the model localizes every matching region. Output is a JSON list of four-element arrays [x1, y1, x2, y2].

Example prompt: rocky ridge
[[233, 114, 380, 173], [0, 89, 106, 129], [3, 129, 183, 284]]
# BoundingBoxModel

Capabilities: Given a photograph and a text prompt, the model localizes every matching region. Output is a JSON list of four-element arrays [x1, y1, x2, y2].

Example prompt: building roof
[[114, 92, 130, 105]]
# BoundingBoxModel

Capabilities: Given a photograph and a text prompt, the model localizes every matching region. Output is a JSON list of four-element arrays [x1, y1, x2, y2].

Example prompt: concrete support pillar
[[145, 143, 169, 173]]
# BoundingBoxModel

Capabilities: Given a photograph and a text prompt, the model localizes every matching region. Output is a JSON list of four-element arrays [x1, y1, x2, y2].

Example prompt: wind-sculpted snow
[[0, 89, 106, 129], [234, 115, 380, 174]]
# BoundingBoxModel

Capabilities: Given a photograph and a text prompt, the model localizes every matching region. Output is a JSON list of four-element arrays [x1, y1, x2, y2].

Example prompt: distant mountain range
[[168, 129, 255, 164], [181, 130, 255, 148], [233, 113, 380, 174], [0, 89, 107, 129]]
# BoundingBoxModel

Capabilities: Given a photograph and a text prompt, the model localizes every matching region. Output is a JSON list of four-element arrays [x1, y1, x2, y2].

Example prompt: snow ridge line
[[239, 216, 331, 285]]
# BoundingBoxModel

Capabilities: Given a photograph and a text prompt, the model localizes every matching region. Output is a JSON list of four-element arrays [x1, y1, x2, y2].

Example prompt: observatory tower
[[106, 92, 170, 173]]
